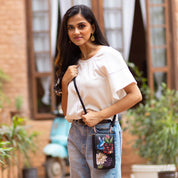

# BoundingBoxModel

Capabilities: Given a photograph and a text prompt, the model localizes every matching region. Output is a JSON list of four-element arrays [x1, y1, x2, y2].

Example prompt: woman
[[55, 5, 142, 178]]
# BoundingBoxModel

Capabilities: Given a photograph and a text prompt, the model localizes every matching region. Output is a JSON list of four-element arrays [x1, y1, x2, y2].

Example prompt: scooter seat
[[50, 135, 68, 146], [43, 143, 68, 158]]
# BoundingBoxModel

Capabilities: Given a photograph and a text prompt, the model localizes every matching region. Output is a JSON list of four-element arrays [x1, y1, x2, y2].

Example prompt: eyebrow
[[67, 21, 87, 26]]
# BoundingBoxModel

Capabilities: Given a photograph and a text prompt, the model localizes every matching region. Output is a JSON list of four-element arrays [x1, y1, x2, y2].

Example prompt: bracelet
[[54, 89, 62, 96]]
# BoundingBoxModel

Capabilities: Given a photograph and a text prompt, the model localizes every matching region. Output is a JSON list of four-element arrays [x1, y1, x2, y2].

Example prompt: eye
[[78, 24, 85, 29], [67, 26, 74, 31]]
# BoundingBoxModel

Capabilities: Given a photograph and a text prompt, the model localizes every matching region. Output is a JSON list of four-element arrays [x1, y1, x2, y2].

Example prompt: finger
[[71, 67, 78, 75], [71, 65, 78, 69], [86, 122, 93, 127], [81, 111, 85, 115], [86, 109, 92, 113], [73, 70, 78, 75], [81, 115, 86, 122], [68, 66, 77, 73], [73, 72, 78, 78], [74, 67, 78, 72], [73, 64, 79, 68]]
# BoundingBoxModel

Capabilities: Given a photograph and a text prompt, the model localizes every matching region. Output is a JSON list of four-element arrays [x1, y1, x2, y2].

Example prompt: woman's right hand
[[61, 65, 78, 115], [62, 65, 78, 87]]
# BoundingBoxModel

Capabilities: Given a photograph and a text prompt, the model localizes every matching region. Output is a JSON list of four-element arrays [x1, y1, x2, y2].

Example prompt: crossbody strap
[[73, 78, 87, 114], [73, 78, 116, 126]]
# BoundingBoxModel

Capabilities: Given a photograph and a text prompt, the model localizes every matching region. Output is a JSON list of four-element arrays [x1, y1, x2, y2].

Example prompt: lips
[[74, 36, 82, 40]]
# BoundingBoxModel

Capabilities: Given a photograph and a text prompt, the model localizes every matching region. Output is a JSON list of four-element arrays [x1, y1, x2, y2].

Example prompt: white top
[[65, 46, 136, 122]]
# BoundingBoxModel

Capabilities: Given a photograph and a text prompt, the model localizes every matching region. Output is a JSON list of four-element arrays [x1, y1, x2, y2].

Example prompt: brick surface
[[0, 0, 29, 118]]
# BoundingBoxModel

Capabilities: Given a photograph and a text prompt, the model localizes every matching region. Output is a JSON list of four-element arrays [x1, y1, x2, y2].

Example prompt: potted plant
[[12, 116, 39, 178], [0, 116, 39, 178], [125, 83, 178, 178], [0, 141, 13, 178], [0, 69, 10, 107], [0, 69, 10, 121], [0, 141, 13, 165], [10, 95, 23, 118], [124, 62, 178, 178]]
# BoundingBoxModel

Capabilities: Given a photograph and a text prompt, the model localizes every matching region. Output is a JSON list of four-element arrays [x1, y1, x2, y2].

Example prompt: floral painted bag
[[92, 116, 116, 169], [73, 78, 116, 169]]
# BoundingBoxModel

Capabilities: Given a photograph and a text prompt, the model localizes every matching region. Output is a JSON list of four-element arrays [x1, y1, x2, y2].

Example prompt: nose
[[73, 28, 80, 34]]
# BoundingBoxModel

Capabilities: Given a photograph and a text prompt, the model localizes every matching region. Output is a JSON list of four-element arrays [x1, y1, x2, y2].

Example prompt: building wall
[[0, 0, 52, 177], [0, 0, 178, 178], [0, 0, 29, 119]]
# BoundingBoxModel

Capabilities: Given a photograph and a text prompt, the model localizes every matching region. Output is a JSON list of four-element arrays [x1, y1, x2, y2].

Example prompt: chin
[[72, 39, 89, 47], [74, 42, 85, 47]]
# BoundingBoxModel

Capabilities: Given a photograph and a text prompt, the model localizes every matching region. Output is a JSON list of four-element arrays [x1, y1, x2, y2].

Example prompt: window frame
[[169, 0, 178, 89], [26, 0, 55, 119], [91, 0, 105, 34], [145, 0, 171, 91]]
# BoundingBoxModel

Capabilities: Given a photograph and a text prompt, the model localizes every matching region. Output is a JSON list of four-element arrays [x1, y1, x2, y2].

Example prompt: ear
[[91, 24, 95, 33]]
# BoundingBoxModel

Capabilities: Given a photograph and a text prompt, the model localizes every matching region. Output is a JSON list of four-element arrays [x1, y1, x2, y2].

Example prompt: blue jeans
[[67, 120, 122, 178]]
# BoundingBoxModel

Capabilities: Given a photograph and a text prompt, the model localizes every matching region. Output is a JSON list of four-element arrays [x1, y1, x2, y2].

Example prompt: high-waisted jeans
[[67, 120, 122, 178]]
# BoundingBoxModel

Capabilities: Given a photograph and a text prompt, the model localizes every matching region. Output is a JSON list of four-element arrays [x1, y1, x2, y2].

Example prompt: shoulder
[[96, 46, 127, 74], [100, 46, 122, 57]]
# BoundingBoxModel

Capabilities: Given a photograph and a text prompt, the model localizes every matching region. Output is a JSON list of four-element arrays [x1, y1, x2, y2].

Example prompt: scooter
[[43, 107, 71, 178]]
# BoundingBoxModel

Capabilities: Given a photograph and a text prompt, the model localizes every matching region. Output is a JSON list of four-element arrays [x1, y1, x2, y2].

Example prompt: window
[[103, 0, 124, 54], [146, 0, 171, 95], [103, 0, 173, 96], [26, 0, 54, 119]]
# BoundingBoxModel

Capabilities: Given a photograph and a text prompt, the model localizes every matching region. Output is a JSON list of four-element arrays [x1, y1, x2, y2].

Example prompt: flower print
[[96, 152, 107, 165], [105, 135, 109, 139], [103, 142, 114, 154], [103, 156, 113, 167], [97, 137, 105, 150], [103, 135, 114, 154]]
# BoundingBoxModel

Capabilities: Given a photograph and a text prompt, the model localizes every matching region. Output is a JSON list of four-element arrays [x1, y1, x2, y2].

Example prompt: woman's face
[[67, 13, 94, 47]]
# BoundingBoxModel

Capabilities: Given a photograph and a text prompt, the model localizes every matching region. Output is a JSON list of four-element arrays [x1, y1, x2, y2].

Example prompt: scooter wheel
[[45, 157, 65, 178]]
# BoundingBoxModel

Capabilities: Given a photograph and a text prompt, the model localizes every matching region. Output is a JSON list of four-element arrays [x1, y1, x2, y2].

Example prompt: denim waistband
[[73, 119, 113, 125]]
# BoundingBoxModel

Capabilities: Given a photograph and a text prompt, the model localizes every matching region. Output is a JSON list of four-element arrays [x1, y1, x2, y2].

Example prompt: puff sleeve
[[96, 47, 136, 100]]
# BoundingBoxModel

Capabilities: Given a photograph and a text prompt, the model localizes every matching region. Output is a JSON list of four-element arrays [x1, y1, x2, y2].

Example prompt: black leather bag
[[73, 78, 116, 170]]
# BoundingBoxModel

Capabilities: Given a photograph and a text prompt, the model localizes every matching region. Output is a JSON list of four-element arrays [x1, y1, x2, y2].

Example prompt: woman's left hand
[[81, 110, 102, 127]]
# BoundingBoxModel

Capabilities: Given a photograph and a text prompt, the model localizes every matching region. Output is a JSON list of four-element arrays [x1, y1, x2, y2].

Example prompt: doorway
[[129, 0, 147, 82]]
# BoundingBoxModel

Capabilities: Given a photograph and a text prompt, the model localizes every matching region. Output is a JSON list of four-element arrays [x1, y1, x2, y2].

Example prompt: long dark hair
[[55, 5, 109, 88]]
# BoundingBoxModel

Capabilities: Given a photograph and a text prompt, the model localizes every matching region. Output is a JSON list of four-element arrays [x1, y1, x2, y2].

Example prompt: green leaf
[[98, 165, 103, 169], [110, 137, 113, 143], [124, 80, 178, 165], [105, 138, 109, 143]]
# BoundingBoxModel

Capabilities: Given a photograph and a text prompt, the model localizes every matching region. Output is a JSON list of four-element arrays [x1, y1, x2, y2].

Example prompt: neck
[[80, 44, 101, 60]]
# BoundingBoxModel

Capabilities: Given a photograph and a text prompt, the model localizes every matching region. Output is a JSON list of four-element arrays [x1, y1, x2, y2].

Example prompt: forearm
[[96, 83, 142, 121], [61, 65, 79, 115], [97, 91, 142, 121]]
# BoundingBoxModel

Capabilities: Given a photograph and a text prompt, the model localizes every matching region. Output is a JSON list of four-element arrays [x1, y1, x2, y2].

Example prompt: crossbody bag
[[73, 78, 116, 170]]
